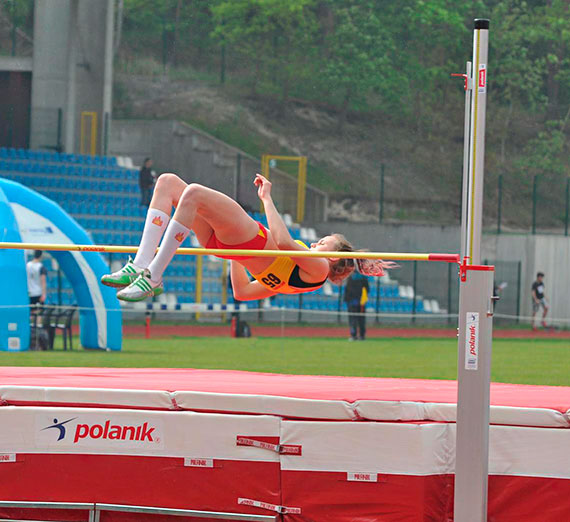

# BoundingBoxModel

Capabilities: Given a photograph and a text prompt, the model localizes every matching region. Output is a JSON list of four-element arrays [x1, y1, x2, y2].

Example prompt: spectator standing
[[531, 272, 549, 331], [139, 158, 155, 207], [492, 280, 507, 311], [343, 272, 369, 341], [26, 250, 47, 306]]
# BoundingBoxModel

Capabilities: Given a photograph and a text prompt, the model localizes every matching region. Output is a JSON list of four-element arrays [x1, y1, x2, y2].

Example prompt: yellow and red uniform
[[251, 240, 326, 294], [206, 222, 268, 260]]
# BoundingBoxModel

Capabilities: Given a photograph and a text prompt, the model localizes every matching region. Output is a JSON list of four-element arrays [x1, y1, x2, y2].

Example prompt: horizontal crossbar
[[0, 242, 460, 263]]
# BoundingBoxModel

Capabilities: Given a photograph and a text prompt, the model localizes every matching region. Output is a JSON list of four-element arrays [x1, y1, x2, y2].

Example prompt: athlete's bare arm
[[255, 174, 329, 283], [230, 261, 277, 301]]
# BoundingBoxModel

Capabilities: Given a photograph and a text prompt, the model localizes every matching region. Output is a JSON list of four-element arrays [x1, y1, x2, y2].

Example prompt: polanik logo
[[41, 417, 77, 441], [37, 414, 164, 449], [464, 312, 479, 371]]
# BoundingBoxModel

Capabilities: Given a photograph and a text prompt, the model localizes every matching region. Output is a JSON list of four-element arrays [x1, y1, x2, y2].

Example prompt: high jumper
[[101, 172, 395, 302]]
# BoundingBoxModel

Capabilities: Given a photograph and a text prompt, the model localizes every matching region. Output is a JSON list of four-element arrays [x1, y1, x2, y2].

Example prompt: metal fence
[[376, 167, 570, 236], [495, 173, 570, 236], [0, 500, 276, 521]]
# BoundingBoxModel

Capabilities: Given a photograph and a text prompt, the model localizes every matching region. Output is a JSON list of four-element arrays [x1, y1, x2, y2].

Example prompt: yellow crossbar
[[0, 242, 459, 263]]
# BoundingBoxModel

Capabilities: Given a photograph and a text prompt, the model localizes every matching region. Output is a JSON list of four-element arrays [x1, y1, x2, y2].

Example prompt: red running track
[[95, 324, 570, 339]]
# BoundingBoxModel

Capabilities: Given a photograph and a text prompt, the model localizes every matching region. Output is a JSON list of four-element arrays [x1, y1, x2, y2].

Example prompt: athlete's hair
[[327, 234, 396, 284], [327, 234, 356, 284], [33, 250, 43, 259], [537, 272, 544, 278]]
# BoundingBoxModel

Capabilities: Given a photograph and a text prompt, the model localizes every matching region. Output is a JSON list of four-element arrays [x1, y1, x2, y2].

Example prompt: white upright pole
[[454, 19, 492, 522], [465, 20, 489, 265]]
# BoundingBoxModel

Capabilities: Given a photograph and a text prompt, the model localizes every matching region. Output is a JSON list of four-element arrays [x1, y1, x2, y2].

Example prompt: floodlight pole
[[454, 19, 494, 522]]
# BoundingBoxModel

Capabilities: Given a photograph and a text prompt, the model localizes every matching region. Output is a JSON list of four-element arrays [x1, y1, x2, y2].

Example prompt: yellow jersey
[[251, 241, 326, 294]]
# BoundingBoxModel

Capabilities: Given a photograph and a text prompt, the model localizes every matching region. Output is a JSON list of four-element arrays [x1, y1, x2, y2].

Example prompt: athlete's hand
[[254, 173, 272, 201]]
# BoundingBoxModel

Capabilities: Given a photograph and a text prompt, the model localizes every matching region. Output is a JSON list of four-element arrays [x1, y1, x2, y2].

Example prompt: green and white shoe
[[101, 257, 143, 288], [116, 269, 163, 302]]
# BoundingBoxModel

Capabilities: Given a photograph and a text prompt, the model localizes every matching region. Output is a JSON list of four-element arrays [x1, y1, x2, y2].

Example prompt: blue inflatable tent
[[0, 179, 122, 351]]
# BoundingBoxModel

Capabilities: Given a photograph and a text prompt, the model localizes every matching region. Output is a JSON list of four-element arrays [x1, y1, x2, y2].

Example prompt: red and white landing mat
[[1, 367, 569, 426]]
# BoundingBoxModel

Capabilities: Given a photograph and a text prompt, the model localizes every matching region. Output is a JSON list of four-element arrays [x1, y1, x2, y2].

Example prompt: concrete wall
[[110, 119, 328, 224], [30, 0, 113, 153], [316, 222, 461, 254], [484, 234, 570, 320]]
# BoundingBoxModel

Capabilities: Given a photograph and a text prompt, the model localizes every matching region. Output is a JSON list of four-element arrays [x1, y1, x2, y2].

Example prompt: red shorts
[[205, 222, 268, 260]]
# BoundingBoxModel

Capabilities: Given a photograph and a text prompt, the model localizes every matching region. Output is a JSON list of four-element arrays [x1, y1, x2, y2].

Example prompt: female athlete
[[101, 172, 391, 301]]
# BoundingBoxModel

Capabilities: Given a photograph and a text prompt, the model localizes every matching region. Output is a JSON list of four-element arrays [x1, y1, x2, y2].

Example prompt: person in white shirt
[[26, 250, 47, 305]]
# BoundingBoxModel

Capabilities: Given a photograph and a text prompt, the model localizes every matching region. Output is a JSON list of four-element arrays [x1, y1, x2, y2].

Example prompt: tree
[[211, 0, 317, 100], [319, 1, 400, 132], [391, 0, 483, 131], [121, 0, 215, 69], [489, 1, 547, 164], [526, 0, 570, 119]]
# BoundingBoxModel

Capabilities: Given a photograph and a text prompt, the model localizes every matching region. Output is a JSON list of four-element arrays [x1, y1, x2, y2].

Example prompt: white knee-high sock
[[133, 208, 170, 269], [147, 219, 191, 283]]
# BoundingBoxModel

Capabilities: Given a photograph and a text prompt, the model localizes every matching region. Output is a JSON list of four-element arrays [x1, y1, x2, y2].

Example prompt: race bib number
[[261, 273, 282, 288]]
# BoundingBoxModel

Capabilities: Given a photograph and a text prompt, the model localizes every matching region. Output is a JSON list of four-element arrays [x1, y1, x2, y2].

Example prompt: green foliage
[[517, 119, 568, 180], [211, 0, 318, 98], [2, 0, 34, 29], [122, 0, 216, 64], [0, 0, 34, 55], [119, 0, 570, 122], [318, 2, 402, 118]]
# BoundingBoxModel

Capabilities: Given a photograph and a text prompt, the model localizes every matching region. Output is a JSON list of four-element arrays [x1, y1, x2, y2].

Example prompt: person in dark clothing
[[343, 272, 369, 341], [139, 158, 155, 206], [531, 272, 548, 330]]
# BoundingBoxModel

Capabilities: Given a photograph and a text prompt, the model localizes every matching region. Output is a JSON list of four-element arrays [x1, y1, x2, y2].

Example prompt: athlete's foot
[[101, 257, 144, 288], [541, 321, 548, 328], [116, 269, 163, 302]]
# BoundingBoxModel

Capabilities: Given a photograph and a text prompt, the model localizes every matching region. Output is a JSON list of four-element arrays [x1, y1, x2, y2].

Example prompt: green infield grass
[[1, 336, 568, 386]]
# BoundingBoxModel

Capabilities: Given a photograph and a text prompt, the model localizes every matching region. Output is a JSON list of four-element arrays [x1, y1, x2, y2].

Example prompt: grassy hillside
[[115, 63, 553, 228]]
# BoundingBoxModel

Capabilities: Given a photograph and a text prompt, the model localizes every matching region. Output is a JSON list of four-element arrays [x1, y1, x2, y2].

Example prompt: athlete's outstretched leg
[[101, 173, 187, 289], [146, 184, 259, 285], [132, 173, 187, 269], [116, 181, 262, 301]]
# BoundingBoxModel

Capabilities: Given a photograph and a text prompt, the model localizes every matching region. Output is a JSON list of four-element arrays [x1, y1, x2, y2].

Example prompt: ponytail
[[327, 234, 397, 284]]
